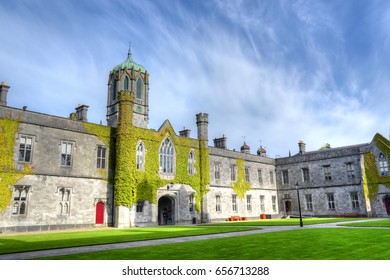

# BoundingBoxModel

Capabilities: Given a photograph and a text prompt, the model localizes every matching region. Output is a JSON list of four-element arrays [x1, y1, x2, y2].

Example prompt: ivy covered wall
[[363, 133, 390, 213], [0, 118, 33, 214], [113, 91, 209, 212], [232, 158, 252, 199]]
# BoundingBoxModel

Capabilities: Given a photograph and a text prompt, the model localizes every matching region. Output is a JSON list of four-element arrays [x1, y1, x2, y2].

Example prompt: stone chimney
[[213, 135, 227, 149], [179, 127, 191, 137], [196, 113, 208, 141], [0, 82, 10, 106], [75, 104, 89, 122], [298, 140, 306, 155]]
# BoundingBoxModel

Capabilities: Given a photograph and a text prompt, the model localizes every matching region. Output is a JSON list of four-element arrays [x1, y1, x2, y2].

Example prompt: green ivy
[[0, 119, 33, 214], [232, 158, 251, 199], [113, 90, 209, 212], [363, 133, 390, 213]]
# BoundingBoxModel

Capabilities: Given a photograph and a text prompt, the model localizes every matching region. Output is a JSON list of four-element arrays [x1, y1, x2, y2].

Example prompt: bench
[[228, 216, 241, 221]]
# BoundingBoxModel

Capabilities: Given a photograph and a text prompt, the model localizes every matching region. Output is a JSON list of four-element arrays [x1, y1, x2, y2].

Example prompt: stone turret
[[214, 135, 227, 149], [196, 113, 208, 141], [0, 82, 10, 106]]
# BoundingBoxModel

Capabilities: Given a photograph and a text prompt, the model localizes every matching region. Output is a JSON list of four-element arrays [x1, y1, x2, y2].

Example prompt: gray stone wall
[[0, 174, 113, 231], [276, 145, 369, 217]]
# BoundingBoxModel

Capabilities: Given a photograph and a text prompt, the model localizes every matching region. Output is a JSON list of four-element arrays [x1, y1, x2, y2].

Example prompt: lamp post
[[295, 182, 303, 227]]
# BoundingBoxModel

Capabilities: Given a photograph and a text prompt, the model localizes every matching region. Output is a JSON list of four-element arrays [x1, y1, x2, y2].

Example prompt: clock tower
[[106, 47, 149, 128]]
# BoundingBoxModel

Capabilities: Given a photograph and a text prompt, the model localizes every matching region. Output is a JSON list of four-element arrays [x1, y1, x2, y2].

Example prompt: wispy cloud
[[1, 0, 390, 156]]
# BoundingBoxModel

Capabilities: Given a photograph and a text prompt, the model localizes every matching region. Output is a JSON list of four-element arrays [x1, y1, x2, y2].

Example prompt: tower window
[[112, 78, 117, 100], [136, 77, 143, 99], [124, 76, 129, 91]]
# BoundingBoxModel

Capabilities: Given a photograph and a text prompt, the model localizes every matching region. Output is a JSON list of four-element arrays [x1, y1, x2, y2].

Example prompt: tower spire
[[127, 42, 132, 60]]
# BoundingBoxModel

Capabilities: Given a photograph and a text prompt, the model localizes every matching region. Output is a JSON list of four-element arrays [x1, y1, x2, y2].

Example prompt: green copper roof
[[112, 48, 146, 73]]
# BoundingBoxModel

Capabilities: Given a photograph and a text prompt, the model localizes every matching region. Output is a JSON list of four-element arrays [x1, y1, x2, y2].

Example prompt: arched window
[[136, 77, 143, 99], [136, 142, 145, 170], [112, 78, 117, 100], [188, 151, 195, 175], [379, 153, 389, 176], [12, 186, 29, 215], [59, 188, 71, 215], [159, 138, 175, 174], [124, 76, 129, 91]]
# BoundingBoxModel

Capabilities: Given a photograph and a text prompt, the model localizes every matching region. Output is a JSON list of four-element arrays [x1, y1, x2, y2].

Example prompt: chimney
[[179, 127, 191, 137], [75, 104, 89, 122], [0, 82, 11, 106], [298, 140, 306, 155], [213, 135, 227, 149]]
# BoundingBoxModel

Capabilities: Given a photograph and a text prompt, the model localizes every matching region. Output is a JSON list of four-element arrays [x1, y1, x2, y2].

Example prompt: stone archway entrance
[[158, 196, 175, 225], [384, 196, 390, 216]]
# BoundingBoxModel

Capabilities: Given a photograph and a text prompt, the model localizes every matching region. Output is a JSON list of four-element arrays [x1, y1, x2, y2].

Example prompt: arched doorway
[[158, 196, 174, 225], [284, 201, 292, 216], [384, 196, 390, 216], [95, 201, 105, 224]]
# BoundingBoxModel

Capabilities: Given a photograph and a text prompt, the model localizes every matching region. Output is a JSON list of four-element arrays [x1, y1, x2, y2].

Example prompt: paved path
[[0, 219, 388, 260]]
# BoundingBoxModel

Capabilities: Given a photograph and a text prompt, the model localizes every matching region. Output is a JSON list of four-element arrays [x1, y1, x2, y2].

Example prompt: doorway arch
[[158, 196, 175, 225]]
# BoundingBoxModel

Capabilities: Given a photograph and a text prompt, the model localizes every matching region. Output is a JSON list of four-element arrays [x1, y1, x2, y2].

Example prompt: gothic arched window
[[159, 138, 175, 174], [136, 142, 145, 170], [379, 153, 389, 176], [188, 151, 195, 175], [124, 76, 129, 91], [136, 77, 143, 99]]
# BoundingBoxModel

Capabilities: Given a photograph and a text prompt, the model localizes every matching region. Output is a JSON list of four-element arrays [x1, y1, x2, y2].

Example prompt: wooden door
[[95, 202, 105, 224]]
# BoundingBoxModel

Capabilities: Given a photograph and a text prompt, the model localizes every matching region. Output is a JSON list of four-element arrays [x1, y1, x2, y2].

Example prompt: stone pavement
[[0, 219, 388, 260]]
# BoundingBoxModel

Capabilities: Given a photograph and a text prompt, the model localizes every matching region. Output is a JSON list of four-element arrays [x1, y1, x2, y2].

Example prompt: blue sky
[[1, 0, 390, 157]]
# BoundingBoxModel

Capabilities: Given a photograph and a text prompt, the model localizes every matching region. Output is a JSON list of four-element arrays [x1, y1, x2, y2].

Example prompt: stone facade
[[1, 50, 390, 233]]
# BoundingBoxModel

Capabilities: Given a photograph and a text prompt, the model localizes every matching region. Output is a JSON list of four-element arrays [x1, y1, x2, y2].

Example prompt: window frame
[[214, 162, 221, 182], [379, 153, 389, 176], [136, 142, 145, 171], [323, 165, 332, 181], [257, 169, 263, 185], [246, 195, 252, 211], [305, 194, 313, 211], [282, 170, 289, 185], [245, 166, 250, 182], [346, 162, 355, 180], [260, 195, 265, 212], [327, 193, 335, 210], [12, 186, 29, 216], [136, 77, 143, 99], [302, 168, 310, 182], [59, 187, 71, 215], [96, 145, 107, 169], [188, 150, 195, 175], [215, 195, 221, 212], [232, 195, 238, 212], [60, 141, 74, 167], [350, 192, 359, 209], [230, 164, 237, 182], [159, 138, 175, 175], [18, 135, 33, 163]]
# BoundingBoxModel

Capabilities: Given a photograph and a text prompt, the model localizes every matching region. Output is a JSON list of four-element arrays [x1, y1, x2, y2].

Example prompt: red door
[[385, 198, 390, 216], [95, 202, 105, 224]]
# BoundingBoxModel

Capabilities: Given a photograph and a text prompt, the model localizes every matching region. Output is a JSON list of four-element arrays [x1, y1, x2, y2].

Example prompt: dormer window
[[379, 153, 389, 176]]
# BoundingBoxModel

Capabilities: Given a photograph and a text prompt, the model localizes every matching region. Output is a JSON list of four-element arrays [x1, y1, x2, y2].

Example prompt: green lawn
[[0, 226, 253, 254], [205, 217, 366, 227], [41, 228, 390, 260], [342, 218, 390, 227]]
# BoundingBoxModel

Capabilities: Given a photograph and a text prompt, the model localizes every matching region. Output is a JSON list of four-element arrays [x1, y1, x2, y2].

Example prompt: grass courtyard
[[1, 218, 390, 260]]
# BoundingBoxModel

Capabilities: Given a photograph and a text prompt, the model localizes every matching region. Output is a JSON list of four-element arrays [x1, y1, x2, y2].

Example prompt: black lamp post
[[295, 182, 303, 227]]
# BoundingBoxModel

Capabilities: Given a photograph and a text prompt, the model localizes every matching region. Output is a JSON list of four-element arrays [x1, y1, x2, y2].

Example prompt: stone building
[[1, 51, 390, 232]]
